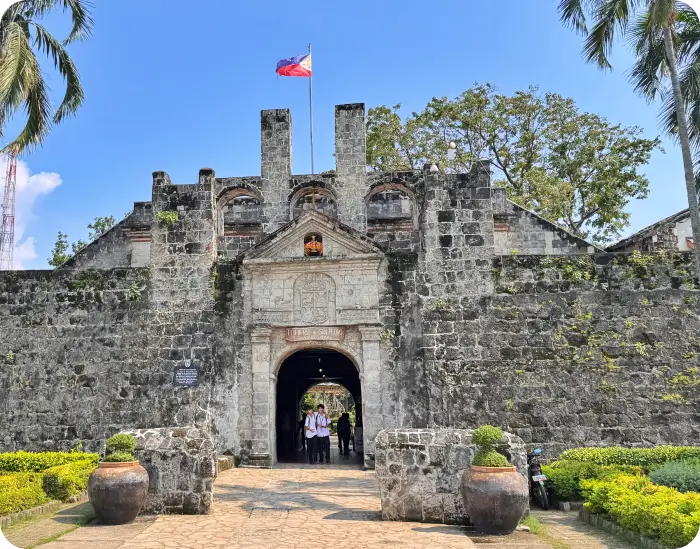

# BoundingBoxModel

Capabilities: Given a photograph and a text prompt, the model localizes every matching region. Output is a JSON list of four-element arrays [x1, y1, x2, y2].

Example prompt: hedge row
[[0, 454, 99, 517], [559, 446, 700, 468], [542, 460, 644, 501], [582, 473, 700, 548], [0, 451, 99, 473], [0, 472, 49, 516], [42, 460, 97, 501], [649, 459, 700, 494]]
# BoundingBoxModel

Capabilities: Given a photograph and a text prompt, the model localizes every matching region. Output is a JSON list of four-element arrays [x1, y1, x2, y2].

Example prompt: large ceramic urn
[[88, 462, 149, 525], [461, 465, 528, 535]]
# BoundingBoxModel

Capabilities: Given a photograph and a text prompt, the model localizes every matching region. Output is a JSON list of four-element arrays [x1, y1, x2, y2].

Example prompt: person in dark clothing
[[297, 415, 307, 452], [337, 412, 351, 455]]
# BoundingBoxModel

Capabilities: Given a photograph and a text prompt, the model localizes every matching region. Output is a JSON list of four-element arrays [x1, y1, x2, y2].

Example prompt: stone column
[[359, 325, 382, 468], [250, 327, 273, 467]]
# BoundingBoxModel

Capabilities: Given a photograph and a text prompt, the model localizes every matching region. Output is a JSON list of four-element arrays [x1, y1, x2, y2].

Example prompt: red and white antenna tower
[[0, 151, 18, 271]]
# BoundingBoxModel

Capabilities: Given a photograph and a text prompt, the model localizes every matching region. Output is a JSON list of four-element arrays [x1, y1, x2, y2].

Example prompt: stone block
[[126, 427, 216, 515], [375, 428, 527, 525]]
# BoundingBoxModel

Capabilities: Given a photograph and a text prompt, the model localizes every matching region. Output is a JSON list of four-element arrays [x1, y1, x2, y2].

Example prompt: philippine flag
[[276, 53, 312, 77]]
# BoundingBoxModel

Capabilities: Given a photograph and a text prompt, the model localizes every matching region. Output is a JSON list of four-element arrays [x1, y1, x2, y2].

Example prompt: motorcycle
[[527, 448, 549, 510]]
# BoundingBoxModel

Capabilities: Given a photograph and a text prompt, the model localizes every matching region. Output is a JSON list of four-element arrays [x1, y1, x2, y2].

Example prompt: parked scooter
[[527, 448, 549, 510]]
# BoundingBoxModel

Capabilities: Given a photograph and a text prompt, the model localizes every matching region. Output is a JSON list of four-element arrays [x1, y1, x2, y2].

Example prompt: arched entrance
[[275, 348, 362, 463]]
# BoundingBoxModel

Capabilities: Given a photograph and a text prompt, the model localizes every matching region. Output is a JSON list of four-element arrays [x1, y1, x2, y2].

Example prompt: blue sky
[[3, 0, 692, 268]]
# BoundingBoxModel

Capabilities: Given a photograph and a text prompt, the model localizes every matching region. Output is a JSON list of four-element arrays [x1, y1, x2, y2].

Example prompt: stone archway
[[248, 325, 381, 468], [275, 348, 361, 462]]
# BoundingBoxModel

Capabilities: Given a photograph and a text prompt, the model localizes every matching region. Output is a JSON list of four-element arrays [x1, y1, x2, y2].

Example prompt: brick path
[[21, 465, 632, 549]]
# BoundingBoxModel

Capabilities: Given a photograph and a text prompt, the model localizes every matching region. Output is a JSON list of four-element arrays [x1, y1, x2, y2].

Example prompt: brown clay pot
[[88, 461, 149, 525], [461, 465, 528, 535]]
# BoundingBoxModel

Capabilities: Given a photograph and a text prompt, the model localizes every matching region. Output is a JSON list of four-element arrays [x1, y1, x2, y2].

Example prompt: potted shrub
[[88, 433, 149, 525], [461, 425, 528, 535]]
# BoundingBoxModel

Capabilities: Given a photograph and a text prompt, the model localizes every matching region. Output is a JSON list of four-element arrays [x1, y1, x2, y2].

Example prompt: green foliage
[[102, 451, 135, 463], [542, 460, 644, 501], [0, 472, 49, 516], [105, 433, 136, 459], [156, 210, 179, 226], [581, 473, 700, 548], [472, 425, 504, 449], [0, 451, 99, 473], [472, 449, 510, 467], [559, 446, 700, 468], [366, 85, 659, 244], [0, 1, 94, 154], [87, 216, 116, 240], [379, 328, 396, 345], [48, 231, 71, 267], [127, 282, 142, 301], [42, 459, 96, 500], [649, 460, 700, 493], [541, 255, 596, 282], [432, 298, 450, 310], [300, 392, 319, 415]]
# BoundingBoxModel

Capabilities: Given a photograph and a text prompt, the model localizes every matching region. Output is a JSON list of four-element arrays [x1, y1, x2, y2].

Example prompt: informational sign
[[173, 359, 199, 387], [285, 326, 346, 342]]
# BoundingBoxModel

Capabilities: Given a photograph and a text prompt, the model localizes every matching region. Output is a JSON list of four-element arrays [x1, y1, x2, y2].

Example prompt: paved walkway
[[14, 466, 636, 549]]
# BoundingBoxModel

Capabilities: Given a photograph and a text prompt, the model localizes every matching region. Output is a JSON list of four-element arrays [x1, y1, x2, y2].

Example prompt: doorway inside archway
[[276, 348, 363, 465]]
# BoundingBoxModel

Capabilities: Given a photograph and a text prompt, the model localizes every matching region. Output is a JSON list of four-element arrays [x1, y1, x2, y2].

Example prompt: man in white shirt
[[304, 407, 318, 464], [316, 404, 331, 464]]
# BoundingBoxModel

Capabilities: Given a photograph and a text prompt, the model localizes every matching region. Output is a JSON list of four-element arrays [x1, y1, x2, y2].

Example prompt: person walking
[[303, 407, 318, 464], [315, 404, 331, 464], [337, 412, 351, 455]]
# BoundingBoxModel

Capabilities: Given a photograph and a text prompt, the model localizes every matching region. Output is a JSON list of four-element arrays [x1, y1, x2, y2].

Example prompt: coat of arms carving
[[294, 273, 336, 325]]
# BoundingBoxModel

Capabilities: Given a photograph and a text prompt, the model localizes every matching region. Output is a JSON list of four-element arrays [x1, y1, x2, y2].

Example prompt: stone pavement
[[534, 510, 637, 549], [26, 465, 632, 549]]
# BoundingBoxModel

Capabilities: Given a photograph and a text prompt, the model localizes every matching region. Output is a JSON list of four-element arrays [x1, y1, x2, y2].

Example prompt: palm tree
[[559, 0, 700, 277], [0, 0, 93, 154]]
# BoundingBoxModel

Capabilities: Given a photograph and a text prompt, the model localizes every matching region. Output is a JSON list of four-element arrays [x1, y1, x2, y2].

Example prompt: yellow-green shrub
[[0, 451, 99, 473], [42, 460, 97, 501], [581, 473, 700, 547], [559, 446, 700, 468], [0, 472, 49, 516], [542, 460, 644, 501]]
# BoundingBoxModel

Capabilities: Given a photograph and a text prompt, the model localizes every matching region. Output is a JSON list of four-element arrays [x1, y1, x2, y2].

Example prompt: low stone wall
[[127, 427, 216, 515], [375, 428, 527, 525]]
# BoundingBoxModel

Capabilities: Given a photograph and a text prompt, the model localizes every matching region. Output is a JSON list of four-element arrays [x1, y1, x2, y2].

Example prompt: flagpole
[[308, 43, 315, 175]]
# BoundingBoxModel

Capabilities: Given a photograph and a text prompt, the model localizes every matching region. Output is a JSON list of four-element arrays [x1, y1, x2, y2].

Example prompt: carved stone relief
[[293, 273, 336, 325]]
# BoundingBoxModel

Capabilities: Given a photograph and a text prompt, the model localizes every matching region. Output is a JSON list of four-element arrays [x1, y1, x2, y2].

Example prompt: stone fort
[[1, 104, 699, 468]]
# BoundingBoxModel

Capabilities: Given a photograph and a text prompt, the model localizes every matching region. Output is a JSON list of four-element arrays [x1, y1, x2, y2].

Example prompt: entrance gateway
[[239, 210, 384, 468]]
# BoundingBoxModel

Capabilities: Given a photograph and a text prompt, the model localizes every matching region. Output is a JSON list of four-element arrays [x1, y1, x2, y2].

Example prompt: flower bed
[[0, 451, 99, 516]]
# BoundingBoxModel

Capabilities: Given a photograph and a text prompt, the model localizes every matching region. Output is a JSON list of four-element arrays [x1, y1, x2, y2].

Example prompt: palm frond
[[559, 0, 589, 33], [22, 0, 94, 43], [584, 0, 645, 69], [32, 23, 84, 121], [628, 11, 667, 99]]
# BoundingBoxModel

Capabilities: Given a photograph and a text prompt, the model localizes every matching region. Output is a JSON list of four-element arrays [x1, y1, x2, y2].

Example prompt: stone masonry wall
[[420, 252, 700, 458]]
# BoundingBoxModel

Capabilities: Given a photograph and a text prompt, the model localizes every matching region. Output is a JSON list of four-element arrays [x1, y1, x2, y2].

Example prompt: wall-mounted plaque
[[174, 360, 199, 387], [285, 326, 346, 342]]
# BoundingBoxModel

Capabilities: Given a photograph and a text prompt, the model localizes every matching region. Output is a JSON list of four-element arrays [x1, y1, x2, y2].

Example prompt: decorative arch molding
[[365, 182, 417, 231], [272, 344, 363, 377], [289, 182, 338, 221], [217, 184, 264, 206]]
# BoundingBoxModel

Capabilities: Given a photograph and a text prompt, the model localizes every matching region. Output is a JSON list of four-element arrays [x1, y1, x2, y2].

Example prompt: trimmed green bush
[[473, 449, 510, 467], [0, 451, 99, 473], [542, 460, 644, 501], [0, 472, 49, 516], [102, 451, 136, 463], [105, 434, 136, 456], [42, 459, 97, 501], [472, 425, 504, 448], [581, 473, 700, 548], [649, 460, 700, 493], [471, 425, 510, 467], [559, 446, 700, 468]]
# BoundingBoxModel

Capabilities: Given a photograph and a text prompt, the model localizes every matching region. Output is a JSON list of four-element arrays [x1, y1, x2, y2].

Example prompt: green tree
[[559, 0, 700, 275], [48, 215, 116, 267], [367, 86, 660, 244], [300, 392, 319, 415], [47, 231, 70, 267], [0, 0, 94, 154]]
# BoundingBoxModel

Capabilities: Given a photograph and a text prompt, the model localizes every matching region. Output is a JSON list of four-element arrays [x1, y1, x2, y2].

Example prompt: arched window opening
[[366, 184, 415, 232], [219, 188, 263, 236], [292, 188, 337, 220], [304, 233, 323, 257]]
